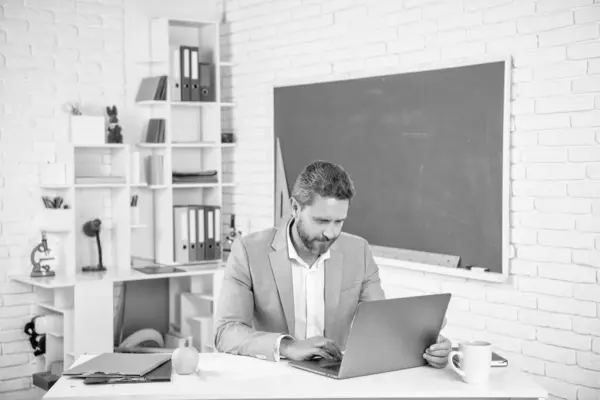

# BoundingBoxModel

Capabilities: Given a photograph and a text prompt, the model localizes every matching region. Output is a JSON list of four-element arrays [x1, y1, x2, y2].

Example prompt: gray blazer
[[213, 216, 386, 361]]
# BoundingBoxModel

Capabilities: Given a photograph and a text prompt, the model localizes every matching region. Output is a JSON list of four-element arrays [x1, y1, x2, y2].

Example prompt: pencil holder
[[130, 206, 140, 225], [37, 209, 74, 233]]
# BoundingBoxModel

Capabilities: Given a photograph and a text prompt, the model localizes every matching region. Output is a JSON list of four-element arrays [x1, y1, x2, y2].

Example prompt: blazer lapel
[[324, 246, 343, 338], [269, 217, 295, 335]]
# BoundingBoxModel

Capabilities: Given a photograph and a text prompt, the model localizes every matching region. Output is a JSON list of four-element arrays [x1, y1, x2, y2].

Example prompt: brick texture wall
[[1, 0, 600, 399], [0, 0, 126, 398], [221, 1, 600, 399]]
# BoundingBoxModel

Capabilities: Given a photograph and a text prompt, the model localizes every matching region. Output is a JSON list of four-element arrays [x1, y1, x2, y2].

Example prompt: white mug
[[449, 340, 492, 384]]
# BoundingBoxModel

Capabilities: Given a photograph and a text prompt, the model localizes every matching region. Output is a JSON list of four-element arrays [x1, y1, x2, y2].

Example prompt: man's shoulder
[[335, 231, 368, 251], [238, 226, 277, 249]]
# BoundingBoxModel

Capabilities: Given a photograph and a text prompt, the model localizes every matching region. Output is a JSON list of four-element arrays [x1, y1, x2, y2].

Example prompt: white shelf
[[74, 144, 128, 149], [10, 263, 223, 288], [40, 184, 71, 190], [137, 143, 167, 148], [38, 302, 72, 313], [74, 183, 127, 189], [220, 61, 234, 67], [169, 18, 217, 27], [171, 142, 219, 148], [172, 183, 219, 189]]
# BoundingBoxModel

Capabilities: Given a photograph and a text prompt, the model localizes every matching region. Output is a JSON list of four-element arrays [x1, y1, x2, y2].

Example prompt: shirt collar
[[286, 218, 331, 265]]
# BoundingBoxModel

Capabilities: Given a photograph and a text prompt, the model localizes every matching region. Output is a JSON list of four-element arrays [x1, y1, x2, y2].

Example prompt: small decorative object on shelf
[[24, 316, 46, 356], [221, 132, 235, 143], [62, 101, 82, 116], [30, 231, 56, 278], [82, 219, 106, 272], [65, 101, 105, 145], [106, 105, 123, 144], [223, 214, 242, 256]]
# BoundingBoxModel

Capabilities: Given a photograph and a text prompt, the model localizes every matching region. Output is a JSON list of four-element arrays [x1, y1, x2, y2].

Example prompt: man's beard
[[296, 218, 336, 255]]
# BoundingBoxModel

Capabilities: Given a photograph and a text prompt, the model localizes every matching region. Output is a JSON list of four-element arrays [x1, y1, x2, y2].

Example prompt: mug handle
[[449, 350, 465, 379]]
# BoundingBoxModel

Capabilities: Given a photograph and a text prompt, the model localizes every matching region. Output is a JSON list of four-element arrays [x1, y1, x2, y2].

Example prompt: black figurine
[[106, 105, 123, 144]]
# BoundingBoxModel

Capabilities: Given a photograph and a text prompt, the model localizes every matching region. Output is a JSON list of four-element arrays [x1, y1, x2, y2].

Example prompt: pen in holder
[[130, 195, 139, 225], [41, 196, 69, 209]]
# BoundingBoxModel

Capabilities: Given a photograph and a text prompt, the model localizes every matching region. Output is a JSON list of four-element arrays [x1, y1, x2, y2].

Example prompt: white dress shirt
[[274, 219, 330, 359], [286, 220, 330, 340]]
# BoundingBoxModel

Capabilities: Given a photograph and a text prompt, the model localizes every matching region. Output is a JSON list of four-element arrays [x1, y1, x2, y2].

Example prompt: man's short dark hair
[[291, 160, 356, 208]]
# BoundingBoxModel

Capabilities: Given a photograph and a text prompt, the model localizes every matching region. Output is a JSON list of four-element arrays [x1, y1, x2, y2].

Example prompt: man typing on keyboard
[[214, 160, 451, 368]]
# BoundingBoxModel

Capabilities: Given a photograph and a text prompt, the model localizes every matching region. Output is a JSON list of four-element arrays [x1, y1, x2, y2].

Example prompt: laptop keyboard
[[317, 359, 342, 369]]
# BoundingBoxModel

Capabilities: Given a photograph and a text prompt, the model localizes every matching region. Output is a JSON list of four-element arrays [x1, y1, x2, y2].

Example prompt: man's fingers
[[313, 349, 334, 360], [423, 353, 447, 368], [429, 336, 451, 351], [322, 340, 342, 359], [427, 348, 449, 357], [310, 337, 342, 359]]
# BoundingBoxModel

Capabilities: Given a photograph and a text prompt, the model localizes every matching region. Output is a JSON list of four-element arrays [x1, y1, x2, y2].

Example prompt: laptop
[[289, 293, 451, 379]]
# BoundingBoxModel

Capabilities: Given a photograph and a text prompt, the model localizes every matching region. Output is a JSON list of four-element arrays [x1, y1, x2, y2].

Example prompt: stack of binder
[[173, 205, 221, 263], [170, 45, 215, 102]]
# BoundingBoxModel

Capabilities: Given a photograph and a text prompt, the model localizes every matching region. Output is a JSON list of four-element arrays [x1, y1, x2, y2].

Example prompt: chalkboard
[[274, 59, 509, 274]]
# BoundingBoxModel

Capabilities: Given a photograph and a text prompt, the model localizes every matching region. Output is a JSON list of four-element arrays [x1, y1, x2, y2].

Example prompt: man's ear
[[290, 198, 299, 217]]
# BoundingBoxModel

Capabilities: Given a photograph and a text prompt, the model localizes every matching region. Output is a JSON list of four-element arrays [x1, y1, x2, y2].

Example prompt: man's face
[[294, 195, 349, 255]]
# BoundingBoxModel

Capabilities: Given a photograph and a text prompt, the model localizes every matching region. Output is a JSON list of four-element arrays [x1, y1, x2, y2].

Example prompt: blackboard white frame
[[273, 54, 512, 283]]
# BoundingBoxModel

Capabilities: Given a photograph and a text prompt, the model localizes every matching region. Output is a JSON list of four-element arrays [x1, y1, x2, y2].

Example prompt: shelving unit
[[12, 16, 234, 384], [130, 18, 234, 353]]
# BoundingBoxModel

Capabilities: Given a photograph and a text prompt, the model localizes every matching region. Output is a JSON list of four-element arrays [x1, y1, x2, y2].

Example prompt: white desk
[[44, 353, 547, 400]]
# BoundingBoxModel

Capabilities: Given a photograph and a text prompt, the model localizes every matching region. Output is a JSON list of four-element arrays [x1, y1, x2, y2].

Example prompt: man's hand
[[423, 334, 451, 368], [280, 336, 343, 361]]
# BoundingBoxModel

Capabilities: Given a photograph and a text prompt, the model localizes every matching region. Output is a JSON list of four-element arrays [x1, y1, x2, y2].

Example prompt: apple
[[172, 336, 199, 375]]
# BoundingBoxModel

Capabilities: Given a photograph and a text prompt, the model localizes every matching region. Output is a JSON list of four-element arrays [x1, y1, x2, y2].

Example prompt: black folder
[[63, 353, 171, 378], [83, 359, 172, 385], [179, 46, 191, 101]]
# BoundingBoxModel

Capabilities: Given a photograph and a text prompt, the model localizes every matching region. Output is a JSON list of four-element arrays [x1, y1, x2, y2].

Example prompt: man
[[214, 160, 451, 367]]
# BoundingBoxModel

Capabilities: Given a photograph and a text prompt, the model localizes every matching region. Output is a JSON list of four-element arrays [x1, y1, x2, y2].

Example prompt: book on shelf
[[145, 155, 164, 185], [172, 170, 218, 184], [144, 119, 165, 143], [136, 76, 167, 102]]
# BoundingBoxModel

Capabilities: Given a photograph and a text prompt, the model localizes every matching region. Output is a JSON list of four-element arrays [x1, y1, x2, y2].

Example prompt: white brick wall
[[0, 0, 126, 398], [221, 1, 600, 399], [2, 0, 600, 399]]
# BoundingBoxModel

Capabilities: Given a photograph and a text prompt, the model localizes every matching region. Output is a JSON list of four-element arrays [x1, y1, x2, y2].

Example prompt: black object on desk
[[83, 359, 172, 385], [63, 353, 171, 378]]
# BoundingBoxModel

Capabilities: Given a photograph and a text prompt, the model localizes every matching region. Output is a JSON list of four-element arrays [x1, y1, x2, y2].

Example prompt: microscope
[[30, 231, 56, 278]]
